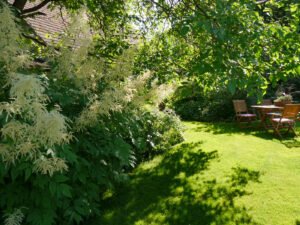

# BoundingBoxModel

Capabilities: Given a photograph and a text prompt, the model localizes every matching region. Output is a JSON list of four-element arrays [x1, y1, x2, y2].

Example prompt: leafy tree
[[134, 0, 300, 98]]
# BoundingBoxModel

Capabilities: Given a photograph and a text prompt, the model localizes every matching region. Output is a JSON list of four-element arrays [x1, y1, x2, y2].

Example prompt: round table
[[251, 105, 283, 129]]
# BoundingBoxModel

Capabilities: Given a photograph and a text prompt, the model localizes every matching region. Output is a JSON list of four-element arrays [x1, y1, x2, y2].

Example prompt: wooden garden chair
[[261, 99, 273, 105], [271, 104, 300, 139], [233, 100, 257, 128]]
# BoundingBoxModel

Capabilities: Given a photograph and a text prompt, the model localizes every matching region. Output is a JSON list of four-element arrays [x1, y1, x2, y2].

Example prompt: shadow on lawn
[[281, 139, 300, 148], [190, 122, 300, 143], [101, 142, 261, 225], [190, 122, 271, 137], [190, 121, 259, 134]]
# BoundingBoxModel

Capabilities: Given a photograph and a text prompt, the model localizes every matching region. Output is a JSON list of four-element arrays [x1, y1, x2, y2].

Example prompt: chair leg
[[290, 125, 297, 137], [285, 123, 297, 136], [274, 128, 283, 139], [285, 125, 291, 134], [236, 116, 241, 128], [272, 122, 282, 139], [247, 117, 251, 127], [236, 116, 256, 129]]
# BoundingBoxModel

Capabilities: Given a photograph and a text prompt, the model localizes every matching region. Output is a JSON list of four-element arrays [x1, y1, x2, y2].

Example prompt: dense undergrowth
[[0, 4, 183, 225], [167, 79, 247, 122]]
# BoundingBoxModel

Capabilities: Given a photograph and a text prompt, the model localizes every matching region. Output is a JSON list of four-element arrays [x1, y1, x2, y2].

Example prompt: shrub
[[0, 6, 183, 225], [142, 109, 184, 155], [169, 80, 246, 122]]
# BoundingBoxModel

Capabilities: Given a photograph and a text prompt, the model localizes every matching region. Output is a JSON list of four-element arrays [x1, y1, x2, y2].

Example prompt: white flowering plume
[[58, 22, 177, 129], [40, 10, 175, 131], [0, 4, 70, 176], [0, 74, 70, 175], [76, 69, 176, 128], [3, 208, 24, 225], [53, 11, 103, 95], [0, 3, 29, 73]]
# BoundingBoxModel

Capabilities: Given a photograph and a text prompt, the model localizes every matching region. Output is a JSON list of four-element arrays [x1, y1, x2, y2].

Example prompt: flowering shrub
[[0, 4, 183, 225]]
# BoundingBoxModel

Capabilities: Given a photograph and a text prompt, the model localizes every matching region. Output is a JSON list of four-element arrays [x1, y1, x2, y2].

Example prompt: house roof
[[8, 0, 68, 44]]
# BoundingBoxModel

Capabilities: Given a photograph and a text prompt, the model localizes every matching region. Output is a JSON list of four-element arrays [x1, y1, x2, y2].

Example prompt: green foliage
[[133, 0, 300, 98], [0, 110, 183, 225], [277, 78, 300, 102], [169, 80, 246, 121], [0, 6, 183, 225], [137, 110, 184, 156], [134, 33, 192, 82], [2, 0, 300, 223]]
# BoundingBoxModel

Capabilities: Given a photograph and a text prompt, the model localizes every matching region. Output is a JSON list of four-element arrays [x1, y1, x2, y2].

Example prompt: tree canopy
[[0, 0, 300, 224], [133, 0, 300, 98]]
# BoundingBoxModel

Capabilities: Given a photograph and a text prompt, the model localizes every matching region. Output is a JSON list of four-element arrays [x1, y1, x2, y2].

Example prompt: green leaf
[[24, 167, 32, 181], [60, 184, 72, 198], [296, 65, 300, 75], [290, 4, 298, 13], [228, 80, 237, 94], [180, 25, 190, 36], [53, 174, 69, 183]]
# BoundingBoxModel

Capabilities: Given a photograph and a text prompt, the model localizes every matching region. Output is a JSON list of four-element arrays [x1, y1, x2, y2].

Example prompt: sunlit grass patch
[[101, 122, 300, 225]]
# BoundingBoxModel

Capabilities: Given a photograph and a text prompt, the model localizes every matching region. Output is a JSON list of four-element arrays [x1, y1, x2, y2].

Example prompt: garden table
[[251, 105, 283, 130]]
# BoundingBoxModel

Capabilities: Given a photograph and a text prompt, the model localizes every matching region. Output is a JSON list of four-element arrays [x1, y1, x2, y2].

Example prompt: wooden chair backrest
[[261, 99, 272, 105], [282, 104, 300, 119], [233, 100, 248, 114]]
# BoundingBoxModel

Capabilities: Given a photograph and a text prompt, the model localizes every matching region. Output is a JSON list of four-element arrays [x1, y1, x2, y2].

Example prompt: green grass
[[101, 122, 300, 225]]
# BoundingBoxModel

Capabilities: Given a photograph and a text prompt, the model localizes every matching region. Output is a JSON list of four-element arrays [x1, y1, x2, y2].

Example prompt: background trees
[[134, 0, 300, 97], [0, 0, 300, 224]]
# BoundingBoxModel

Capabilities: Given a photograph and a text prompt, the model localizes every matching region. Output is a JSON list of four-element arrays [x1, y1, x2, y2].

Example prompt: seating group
[[233, 99, 300, 139]]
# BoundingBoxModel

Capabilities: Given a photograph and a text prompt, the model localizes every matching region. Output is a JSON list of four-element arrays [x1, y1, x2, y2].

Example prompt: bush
[[0, 108, 183, 225], [0, 7, 184, 225], [96, 109, 184, 163], [144, 109, 184, 154], [169, 80, 246, 122]]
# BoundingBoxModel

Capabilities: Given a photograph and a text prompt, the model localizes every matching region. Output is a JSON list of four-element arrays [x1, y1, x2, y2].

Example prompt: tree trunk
[[12, 0, 28, 11]]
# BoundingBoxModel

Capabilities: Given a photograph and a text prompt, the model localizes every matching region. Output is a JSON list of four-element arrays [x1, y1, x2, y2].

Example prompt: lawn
[[101, 122, 300, 225]]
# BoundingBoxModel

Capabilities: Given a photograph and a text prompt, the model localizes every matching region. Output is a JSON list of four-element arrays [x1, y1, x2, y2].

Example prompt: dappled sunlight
[[184, 122, 300, 225], [102, 142, 261, 225], [189, 122, 300, 146], [190, 122, 258, 135]]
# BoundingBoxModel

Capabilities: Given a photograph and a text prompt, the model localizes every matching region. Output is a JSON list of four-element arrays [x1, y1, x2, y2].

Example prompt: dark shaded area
[[190, 122, 300, 142], [281, 139, 300, 149], [168, 80, 246, 122], [100, 142, 261, 225], [190, 122, 258, 135]]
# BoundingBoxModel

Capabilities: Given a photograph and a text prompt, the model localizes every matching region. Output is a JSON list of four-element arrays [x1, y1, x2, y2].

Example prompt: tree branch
[[21, 0, 51, 15], [22, 33, 47, 46], [147, 0, 173, 19], [191, 0, 211, 21], [21, 11, 46, 18], [13, 0, 28, 11], [256, 0, 270, 4]]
